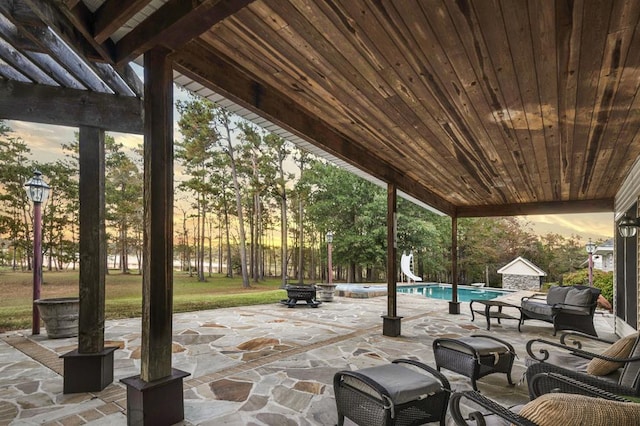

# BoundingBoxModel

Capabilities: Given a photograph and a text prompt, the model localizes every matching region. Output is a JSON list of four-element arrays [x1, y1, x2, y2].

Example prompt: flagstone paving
[[0, 290, 616, 425]]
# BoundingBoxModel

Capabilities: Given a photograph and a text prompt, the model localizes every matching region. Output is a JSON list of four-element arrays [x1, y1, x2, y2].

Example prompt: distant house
[[588, 239, 614, 273], [497, 257, 547, 291]]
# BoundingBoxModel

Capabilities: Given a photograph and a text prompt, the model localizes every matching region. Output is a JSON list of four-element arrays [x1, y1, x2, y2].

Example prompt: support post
[[382, 183, 402, 336], [62, 126, 117, 393], [32, 200, 42, 335], [449, 216, 460, 314], [121, 47, 188, 426]]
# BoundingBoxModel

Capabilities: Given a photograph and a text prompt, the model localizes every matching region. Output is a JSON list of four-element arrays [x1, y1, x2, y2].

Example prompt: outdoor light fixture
[[25, 170, 50, 204], [326, 231, 334, 285], [25, 170, 50, 335], [585, 238, 596, 287], [618, 215, 640, 238]]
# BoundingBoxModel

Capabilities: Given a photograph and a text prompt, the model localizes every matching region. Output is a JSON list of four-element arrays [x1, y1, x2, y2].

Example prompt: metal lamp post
[[326, 231, 333, 285], [25, 170, 50, 335], [585, 238, 596, 287]]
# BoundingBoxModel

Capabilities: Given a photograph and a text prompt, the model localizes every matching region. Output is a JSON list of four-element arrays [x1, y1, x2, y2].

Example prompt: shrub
[[562, 269, 613, 303]]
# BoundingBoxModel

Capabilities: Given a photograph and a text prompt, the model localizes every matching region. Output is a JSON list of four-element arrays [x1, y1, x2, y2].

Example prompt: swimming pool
[[397, 284, 511, 302]]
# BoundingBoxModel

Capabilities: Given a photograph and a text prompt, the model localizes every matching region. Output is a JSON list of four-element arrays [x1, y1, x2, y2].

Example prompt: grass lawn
[[0, 269, 290, 332]]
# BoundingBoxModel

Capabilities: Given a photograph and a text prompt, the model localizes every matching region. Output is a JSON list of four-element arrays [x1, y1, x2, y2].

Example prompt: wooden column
[[78, 126, 106, 351], [449, 216, 460, 314], [382, 183, 402, 336], [61, 126, 117, 394], [141, 46, 174, 383], [121, 47, 188, 426]]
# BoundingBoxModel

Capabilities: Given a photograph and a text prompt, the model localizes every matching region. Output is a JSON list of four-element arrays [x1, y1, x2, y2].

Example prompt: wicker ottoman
[[433, 335, 516, 391], [333, 359, 450, 426]]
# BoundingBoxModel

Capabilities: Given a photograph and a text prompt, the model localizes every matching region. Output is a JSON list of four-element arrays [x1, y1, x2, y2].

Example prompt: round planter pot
[[316, 284, 337, 302], [35, 297, 79, 338]]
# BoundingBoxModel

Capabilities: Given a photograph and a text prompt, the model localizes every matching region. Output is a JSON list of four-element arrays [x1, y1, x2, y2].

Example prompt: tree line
[[0, 95, 599, 287]]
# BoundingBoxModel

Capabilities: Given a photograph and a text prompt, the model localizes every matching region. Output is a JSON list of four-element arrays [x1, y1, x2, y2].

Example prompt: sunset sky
[[7, 116, 614, 245]]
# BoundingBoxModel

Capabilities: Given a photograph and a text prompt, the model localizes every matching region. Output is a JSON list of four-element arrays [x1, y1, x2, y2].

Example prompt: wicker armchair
[[525, 331, 640, 398], [449, 372, 638, 426], [333, 359, 450, 426], [519, 285, 601, 336]]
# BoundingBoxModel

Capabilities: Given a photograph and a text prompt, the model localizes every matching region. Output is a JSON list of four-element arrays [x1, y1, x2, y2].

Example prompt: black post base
[[449, 301, 461, 314], [121, 368, 190, 426], [381, 315, 403, 337], [60, 346, 118, 394]]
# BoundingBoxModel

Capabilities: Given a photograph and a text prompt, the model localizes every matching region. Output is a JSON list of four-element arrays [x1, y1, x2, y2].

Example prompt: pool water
[[397, 284, 510, 302]]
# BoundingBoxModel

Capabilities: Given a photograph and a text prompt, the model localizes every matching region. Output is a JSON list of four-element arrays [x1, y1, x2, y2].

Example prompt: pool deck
[[0, 290, 617, 425]]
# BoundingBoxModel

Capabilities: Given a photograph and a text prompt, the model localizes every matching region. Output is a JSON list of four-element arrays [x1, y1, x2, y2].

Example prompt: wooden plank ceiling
[[4, 0, 640, 218]]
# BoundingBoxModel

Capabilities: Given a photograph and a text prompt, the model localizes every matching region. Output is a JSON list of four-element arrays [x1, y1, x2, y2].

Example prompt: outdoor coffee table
[[470, 299, 522, 331]]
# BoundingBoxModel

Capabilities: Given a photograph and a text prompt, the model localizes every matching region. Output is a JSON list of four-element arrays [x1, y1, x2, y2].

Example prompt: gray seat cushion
[[521, 300, 554, 316], [342, 363, 442, 405], [437, 336, 509, 356], [525, 352, 621, 383], [525, 352, 591, 372]]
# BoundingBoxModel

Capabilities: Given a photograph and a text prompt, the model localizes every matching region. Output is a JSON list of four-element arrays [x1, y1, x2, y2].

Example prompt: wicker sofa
[[519, 285, 601, 336]]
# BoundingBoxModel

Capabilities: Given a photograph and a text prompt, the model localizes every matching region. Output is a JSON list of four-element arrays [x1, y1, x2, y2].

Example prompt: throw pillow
[[519, 393, 640, 426], [546, 286, 571, 305], [564, 287, 592, 307], [563, 287, 592, 313], [587, 333, 638, 375]]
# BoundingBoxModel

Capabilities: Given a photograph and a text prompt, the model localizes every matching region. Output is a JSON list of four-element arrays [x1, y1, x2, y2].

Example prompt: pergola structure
[[1, 1, 639, 424]]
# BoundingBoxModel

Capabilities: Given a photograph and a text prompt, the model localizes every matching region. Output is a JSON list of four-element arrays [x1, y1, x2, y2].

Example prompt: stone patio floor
[[0, 290, 617, 425]]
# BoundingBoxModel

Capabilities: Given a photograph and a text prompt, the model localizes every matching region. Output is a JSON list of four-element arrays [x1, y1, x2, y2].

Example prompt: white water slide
[[400, 252, 422, 283]]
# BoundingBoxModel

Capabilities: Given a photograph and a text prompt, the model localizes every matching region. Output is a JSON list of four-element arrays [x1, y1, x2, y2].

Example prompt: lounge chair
[[525, 331, 640, 398], [449, 373, 640, 426], [519, 285, 601, 336]]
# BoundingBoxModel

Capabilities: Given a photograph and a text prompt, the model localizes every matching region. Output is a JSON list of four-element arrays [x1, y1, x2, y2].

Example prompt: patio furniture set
[[332, 285, 640, 425], [470, 284, 602, 336]]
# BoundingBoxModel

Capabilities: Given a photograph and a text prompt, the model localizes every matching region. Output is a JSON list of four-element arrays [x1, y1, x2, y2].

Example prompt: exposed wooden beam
[[12, 20, 110, 91], [45, 0, 116, 62], [0, 59, 29, 81], [172, 41, 455, 216], [93, 0, 150, 44], [0, 32, 57, 84], [4, 0, 45, 27], [0, 12, 85, 89], [0, 5, 42, 51], [115, 0, 255, 65], [0, 79, 143, 134], [456, 198, 614, 218], [17, 0, 142, 96], [22, 0, 103, 60]]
